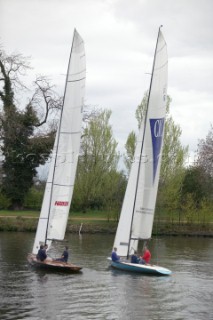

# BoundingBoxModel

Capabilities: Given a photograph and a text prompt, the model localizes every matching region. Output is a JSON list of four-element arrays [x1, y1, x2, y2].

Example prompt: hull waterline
[[27, 254, 82, 273], [111, 260, 172, 276]]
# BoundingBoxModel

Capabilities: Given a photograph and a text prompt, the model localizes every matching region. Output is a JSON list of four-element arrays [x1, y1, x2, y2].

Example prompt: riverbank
[[0, 215, 213, 236]]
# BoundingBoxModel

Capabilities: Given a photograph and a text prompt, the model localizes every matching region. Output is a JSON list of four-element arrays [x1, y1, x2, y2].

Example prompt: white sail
[[32, 29, 86, 254], [113, 29, 168, 257]]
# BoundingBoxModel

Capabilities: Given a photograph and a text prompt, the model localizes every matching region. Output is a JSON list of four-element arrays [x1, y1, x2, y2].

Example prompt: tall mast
[[126, 26, 163, 258]]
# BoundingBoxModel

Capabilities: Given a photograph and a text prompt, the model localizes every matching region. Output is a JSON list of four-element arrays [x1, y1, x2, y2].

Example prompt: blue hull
[[111, 260, 172, 276]]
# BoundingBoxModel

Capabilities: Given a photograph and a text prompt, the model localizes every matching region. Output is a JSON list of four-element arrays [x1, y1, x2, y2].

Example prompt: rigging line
[[73, 40, 84, 48], [60, 131, 81, 134], [154, 61, 168, 72], [157, 42, 167, 53], [67, 77, 86, 83], [69, 69, 86, 76], [52, 183, 74, 187]]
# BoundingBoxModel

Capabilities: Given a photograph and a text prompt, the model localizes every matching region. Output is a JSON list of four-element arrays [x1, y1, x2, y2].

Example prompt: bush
[[0, 192, 11, 209], [24, 187, 43, 210]]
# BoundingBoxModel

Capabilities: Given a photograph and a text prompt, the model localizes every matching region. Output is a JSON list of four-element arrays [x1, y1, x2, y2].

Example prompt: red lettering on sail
[[55, 201, 69, 206]]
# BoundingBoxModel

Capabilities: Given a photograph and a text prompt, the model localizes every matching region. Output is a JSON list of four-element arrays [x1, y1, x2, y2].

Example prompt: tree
[[157, 110, 188, 215], [100, 169, 127, 220], [123, 131, 136, 173], [135, 91, 148, 129], [197, 125, 213, 177], [124, 92, 149, 173], [72, 109, 120, 211], [181, 165, 212, 208], [0, 49, 61, 209]]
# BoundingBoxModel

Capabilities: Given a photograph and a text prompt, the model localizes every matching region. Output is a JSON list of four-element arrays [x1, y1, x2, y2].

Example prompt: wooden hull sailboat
[[27, 29, 86, 273], [109, 27, 171, 276], [27, 254, 82, 273]]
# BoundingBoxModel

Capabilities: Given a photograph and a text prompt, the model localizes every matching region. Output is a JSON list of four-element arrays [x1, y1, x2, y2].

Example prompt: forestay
[[113, 30, 168, 257], [32, 29, 86, 254]]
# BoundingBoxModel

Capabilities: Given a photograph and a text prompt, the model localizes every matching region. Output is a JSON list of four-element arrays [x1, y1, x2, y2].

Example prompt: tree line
[[0, 48, 213, 224]]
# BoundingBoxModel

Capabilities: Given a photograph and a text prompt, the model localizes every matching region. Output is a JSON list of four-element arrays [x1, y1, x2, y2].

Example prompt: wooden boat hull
[[111, 260, 172, 276], [27, 254, 82, 273]]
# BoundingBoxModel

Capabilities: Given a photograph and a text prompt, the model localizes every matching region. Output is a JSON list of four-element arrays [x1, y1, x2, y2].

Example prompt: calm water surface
[[0, 232, 212, 320]]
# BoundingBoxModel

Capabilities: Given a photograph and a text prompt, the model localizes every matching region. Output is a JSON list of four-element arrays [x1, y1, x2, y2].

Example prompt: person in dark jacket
[[36, 245, 47, 261], [55, 246, 69, 263], [131, 251, 139, 264]]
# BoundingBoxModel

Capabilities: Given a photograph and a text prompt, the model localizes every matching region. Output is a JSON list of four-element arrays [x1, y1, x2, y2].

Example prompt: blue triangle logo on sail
[[150, 118, 165, 183]]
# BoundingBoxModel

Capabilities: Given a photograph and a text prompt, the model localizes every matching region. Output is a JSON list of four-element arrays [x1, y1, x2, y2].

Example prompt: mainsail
[[113, 28, 168, 257], [32, 29, 86, 254]]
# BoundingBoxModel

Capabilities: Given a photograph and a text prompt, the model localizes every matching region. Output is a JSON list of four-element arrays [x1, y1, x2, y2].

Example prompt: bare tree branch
[[29, 76, 62, 127]]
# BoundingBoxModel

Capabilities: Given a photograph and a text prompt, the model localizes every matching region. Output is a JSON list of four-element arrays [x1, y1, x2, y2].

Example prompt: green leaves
[[72, 109, 125, 212], [0, 49, 57, 209]]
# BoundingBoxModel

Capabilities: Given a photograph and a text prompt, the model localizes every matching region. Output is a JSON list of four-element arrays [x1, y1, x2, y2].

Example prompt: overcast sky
[[1, 0, 213, 167]]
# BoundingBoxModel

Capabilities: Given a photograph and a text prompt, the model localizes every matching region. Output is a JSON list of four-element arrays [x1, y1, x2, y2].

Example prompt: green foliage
[[72, 109, 123, 212], [123, 131, 136, 174], [1, 104, 54, 209], [157, 168, 184, 214], [181, 193, 197, 224], [199, 199, 213, 224], [158, 112, 188, 213], [135, 91, 148, 129], [181, 165, 213, 208], [24, 186, 44, 210], [160, 114, 188, 183], [0, 49, 57, 209], [100, 170, 127, 216], [0, 191, 11, 209]]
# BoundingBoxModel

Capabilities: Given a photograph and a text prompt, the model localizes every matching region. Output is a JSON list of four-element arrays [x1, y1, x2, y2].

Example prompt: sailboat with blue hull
[[111, 261, 171, 276], [109, 27, 171, 276]]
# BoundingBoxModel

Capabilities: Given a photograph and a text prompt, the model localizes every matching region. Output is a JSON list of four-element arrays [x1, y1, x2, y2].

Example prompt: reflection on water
[[0, 232, 213, 320]]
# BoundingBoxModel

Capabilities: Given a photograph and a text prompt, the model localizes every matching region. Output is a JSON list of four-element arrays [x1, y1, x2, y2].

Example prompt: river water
[[0, 232, 212, 320]]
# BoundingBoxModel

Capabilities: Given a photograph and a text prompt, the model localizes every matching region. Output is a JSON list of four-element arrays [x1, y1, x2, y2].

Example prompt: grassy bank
[[0, 210, 213, 236], [0, 210, 118, 233]]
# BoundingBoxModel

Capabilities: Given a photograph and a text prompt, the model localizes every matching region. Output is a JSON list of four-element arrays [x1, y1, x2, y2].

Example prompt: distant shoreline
[[0, 216, 213, 237]]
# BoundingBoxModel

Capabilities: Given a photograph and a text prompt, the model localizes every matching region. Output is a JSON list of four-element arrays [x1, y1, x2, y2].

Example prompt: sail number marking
[[153, 119, 164, 137], [55, 201, 69, 206]]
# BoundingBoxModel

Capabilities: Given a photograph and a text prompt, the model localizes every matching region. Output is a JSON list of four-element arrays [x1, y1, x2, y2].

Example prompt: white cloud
[[0, 0, 213, 168]]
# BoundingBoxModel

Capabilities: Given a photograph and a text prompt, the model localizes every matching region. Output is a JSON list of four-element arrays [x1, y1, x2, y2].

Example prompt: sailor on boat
[[139, 246, 151, 264], [36, 245, 47, 262], [55, 246, 69, 263], [131, 251, 140, 264], [111, 247, 120, 262]]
